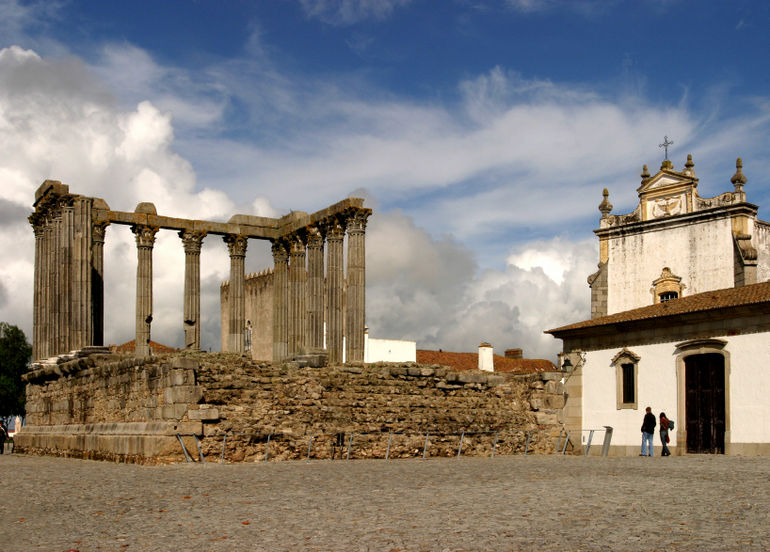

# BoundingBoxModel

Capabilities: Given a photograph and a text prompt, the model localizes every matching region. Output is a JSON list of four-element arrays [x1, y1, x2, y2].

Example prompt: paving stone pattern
[[2, 454, 768, 551]]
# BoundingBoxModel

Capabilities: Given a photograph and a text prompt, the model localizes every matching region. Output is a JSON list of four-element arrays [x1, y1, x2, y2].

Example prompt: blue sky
[[2, 0, 770, 358]]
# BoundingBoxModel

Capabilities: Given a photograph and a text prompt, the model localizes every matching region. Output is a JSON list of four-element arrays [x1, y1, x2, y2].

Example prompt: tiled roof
[[416, 350, 555, 374], [112, 340, 179, 354], [547, 280, 770, 335]]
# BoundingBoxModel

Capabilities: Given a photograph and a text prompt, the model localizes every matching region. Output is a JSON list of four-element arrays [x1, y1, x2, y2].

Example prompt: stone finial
[[731, 157, 747, 192], [599, 188, 613, 218], [640, 164, 650, 185], [660, 159, 674, 170], [683, 154, 695, 176]]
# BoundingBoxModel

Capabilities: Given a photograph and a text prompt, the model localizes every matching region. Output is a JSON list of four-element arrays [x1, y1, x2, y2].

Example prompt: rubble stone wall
[[15, 352, 566, 464]]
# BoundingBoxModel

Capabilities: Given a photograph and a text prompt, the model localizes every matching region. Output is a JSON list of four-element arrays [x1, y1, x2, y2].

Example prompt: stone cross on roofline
[[659, 135, 674, 161]]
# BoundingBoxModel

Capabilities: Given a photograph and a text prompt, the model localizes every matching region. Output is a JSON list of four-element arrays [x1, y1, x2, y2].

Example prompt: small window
[[621, 363, 635, 403], [613, 348, 640, 410], [659, 291, 678, 302]]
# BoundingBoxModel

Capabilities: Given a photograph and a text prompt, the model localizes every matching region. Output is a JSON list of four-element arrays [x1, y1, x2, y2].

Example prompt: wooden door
[[685, 353, 725, 454]]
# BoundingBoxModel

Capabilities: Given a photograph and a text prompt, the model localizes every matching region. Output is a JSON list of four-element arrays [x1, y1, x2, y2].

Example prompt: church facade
[[548, 155, 770, 455]]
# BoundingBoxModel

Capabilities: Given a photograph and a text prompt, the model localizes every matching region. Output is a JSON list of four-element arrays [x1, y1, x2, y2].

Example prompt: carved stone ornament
[[324, 216, 346, 241], [598, 188, 613, 218], [92, 221, 110, 244], [306, 226, 324, 248], [179, 230, 206, 254], [224, 233, 248, 257], [650, 195, 683, 218], [345, 208, 371, 234], [271, 239, 289, 262], [131, 224, 158, 248], [289, 233, 306, 257]]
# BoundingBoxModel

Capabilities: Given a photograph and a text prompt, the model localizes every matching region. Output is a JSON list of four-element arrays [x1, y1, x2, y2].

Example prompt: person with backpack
[[659, 412, 672, 456], [640, 406, 656, 456]]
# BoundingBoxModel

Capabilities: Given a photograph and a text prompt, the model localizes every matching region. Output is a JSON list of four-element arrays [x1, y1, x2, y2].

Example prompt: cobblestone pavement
[[1, 453, 768, 551]]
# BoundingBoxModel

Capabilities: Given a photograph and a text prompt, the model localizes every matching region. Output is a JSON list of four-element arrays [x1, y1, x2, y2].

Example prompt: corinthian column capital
[[271, 239, 289, 262], [179, 230, 206, 254], [131, 224, 158, 248], [306, 225, 324, 248], [224, 233, 248, 257], [288, 233, 306, 257], [345, 207, 371, 234], [324, 216, 346, 241], [93, 221, 110, 244]]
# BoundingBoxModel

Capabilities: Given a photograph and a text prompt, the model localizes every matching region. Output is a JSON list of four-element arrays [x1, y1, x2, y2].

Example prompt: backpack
[[668, 419, 675, 431]]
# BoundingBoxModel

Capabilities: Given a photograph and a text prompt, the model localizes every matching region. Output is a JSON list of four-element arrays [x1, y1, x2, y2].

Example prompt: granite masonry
[[15, 351, 565, 463]]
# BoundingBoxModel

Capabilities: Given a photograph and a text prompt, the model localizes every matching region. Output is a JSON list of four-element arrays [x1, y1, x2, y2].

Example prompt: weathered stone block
[[163, 385, 203, 405], [174, 421, 202, 435], [544, 381, 564, 394], [545, 394, 566, 409], [540, 371, 564, 381], [188, 408, 220, 421], [534, 411, 559, 425]]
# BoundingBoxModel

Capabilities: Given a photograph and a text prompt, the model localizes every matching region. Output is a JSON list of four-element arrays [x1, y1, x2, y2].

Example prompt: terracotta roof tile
[[547, 280, 770, 335], [111, 340, 179, 354], [416, 350, 555, 374]]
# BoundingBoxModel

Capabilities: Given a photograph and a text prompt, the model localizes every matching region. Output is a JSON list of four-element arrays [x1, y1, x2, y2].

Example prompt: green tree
[[0, 322, 32, 424]]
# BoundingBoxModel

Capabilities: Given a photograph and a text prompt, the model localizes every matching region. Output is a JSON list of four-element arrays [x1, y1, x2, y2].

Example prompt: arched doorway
[[685, 353, 726, 454]]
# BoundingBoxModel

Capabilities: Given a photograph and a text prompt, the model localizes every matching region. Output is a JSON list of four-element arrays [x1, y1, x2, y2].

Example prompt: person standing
[[0, 420, 7, 454], [659, 412, 671, 456], [641, 406, 656, 456]]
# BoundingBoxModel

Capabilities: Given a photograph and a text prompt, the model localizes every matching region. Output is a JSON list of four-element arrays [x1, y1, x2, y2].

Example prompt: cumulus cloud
[[0, 45, 279, 351]]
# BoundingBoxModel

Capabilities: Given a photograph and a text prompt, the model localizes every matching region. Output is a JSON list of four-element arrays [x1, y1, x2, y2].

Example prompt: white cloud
[[299, 0, 413, 25]]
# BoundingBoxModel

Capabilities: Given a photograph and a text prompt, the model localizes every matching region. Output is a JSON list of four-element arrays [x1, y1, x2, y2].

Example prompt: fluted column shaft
[[42, 214, 54, 358], [181, 231, 206, 350], [272, 240, 289, 361], [225, 234, 248, 352], [31, 223, 44, 360], [288, 234, 307, 356], [345, 208, 370, 363], [72, 197, 93, 350], [306, 227, 325, 351], [132, 225, 158, 357], [91, 222, 109, 346], [325, 218, 345, 364], [60, 197, 74, 353]]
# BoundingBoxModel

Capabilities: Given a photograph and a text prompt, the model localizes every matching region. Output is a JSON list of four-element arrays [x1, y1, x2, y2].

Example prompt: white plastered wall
[[606, 217, 735, 314], [580, 331, 770, 450], [364, 334, 416, 363]]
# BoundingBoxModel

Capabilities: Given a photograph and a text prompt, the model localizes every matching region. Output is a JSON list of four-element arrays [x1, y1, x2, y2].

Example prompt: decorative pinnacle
[[731, 157, 747, 190], [599, 188, 613, 217], [640, 164, 650, 183], [685, 154, 694, 170]]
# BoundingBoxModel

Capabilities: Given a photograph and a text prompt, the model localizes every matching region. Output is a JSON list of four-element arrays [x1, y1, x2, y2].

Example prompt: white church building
[[548, 155, 770, 456]]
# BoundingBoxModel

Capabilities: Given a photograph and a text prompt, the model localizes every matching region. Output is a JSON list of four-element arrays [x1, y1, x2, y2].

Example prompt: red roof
[[416, 350, 555, 374], [111, 340, 179, 354], [547, 280, 770, 335]]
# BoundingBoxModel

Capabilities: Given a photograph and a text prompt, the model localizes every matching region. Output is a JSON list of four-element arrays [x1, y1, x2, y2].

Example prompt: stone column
[[60, 196, 74, 353], [42, 212, 54, 358], [288, 233, 307, 356], [72, 197, 93, 350], [132, 224, 158, 357], [325, 217, 345, 364], [91, 221, 109, 346], [180, 231, 206, 350], [306, 226, 325, 351], [52, 205, 63, 355], [345, 208, 370, 363], [225, 233, 248, 352], [30, 218, 45, 360], [271, 240, 289, 361]]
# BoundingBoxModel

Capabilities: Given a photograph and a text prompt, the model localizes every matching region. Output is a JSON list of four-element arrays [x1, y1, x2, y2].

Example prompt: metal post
[[584, 429, 595, 456], [457, 432, 465, 458], [193, 434, 206, 463], [601, 426, 614, 457], [560, 431, 571, 455], [176, 434, 192, 463], [385, 432, 393, 460], [220, 434, 227, 464], [265, 433, 272, 462], [524, 431, 532, 455], [491, 431, 498, 458], [307, 436, 314, 461], [422, 432, 430, 459], [555, 429, 563, 455], [346, 433, 353, 460]]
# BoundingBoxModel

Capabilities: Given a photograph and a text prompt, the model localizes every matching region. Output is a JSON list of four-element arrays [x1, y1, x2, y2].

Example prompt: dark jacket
[[641, 412, 656, 434]]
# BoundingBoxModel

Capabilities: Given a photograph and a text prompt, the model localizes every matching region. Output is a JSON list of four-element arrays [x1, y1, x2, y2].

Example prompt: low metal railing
[[175, 426, 613, 463]]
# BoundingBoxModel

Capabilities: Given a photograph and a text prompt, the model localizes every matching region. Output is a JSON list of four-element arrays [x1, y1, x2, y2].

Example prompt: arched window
[[612, 348, 640, 410]]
